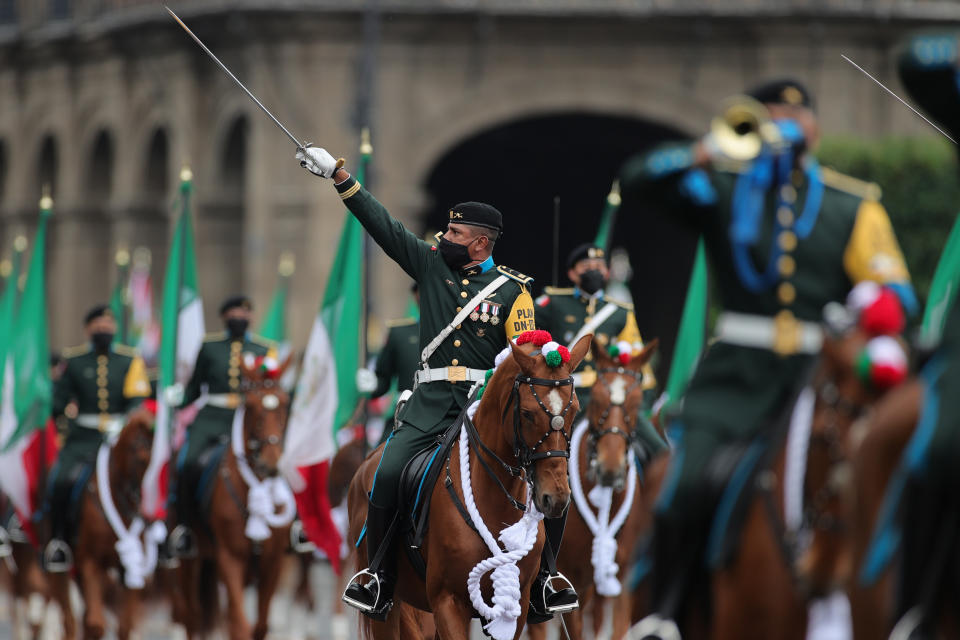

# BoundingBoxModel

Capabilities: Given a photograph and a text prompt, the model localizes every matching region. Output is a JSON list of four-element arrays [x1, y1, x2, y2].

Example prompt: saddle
[[47, 461, 94, 544]]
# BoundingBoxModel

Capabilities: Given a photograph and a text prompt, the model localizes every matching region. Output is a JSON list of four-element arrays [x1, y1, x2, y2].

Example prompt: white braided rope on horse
[[95, 442, 166, 589], [568, 416, 637, 597], [230, 406, 297, 540]]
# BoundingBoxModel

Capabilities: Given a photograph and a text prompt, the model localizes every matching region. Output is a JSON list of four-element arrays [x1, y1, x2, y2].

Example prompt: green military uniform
[[535, 286, 665, 455], [177, 331, 276, 471], [372, 318, 420, 444], [334, 175, 535, 511], [47, 343, 150, 540]]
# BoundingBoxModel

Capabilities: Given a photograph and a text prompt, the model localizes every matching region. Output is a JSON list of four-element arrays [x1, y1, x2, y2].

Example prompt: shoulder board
[[543, 286, 575, 295], [112, 344, 139, 357], [385, 317, 417, 328], [820, 167, 882, 200], [248, 334, 278, 348], [607, 298, 634, 311], [203, 331, 227, 342], [497, 265, 533, 284], [61, 344, 91, 358]]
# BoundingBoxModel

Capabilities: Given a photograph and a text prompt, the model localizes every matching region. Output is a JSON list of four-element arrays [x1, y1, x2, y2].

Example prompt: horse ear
[[567, 333, 593, 372], [629, 338, 659, 371], [510, 341, 537, 374], [591, 338, 614, 368]]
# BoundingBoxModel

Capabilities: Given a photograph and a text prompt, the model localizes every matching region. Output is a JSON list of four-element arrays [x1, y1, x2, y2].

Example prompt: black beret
[[84, 304, 113, 325], [745, 78, 814, 110], [219, 295, 252, 316], [567, 244, 607, 270], [448, 202, 503, 233]]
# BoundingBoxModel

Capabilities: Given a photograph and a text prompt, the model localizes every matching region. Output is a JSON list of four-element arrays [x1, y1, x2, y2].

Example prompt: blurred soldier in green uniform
[[42, 305, 150, 571], [296, 145, 575, 622], [623, 79, 916, 639], [166, 295, 276, 555], [536, 244, 665, 457]]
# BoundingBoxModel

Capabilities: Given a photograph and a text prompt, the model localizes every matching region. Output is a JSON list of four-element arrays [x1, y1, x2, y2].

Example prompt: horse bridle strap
[[505, 374, 575, 468], [589, 367, 644, 446]]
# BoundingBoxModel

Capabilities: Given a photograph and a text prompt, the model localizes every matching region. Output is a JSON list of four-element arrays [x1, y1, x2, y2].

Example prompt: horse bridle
[[239, 378, 288, 478], [587, 367, 645, 461]]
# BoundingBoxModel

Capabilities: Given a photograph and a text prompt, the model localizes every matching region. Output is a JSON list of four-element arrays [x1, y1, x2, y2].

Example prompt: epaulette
[[112, 344, 140, 357], [497, 265, 533, 284], [203, 331, 227, 342], [606, 297, 634, 311], [385, 317, 417, 328], [61, 344, 90, 359], [248, 333, 278, 348], [543, 286, 575, 295], [821, 167, 882, 200]]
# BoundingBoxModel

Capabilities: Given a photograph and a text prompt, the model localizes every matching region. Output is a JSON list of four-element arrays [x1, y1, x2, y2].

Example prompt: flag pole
[[36, 188, 53, 543]]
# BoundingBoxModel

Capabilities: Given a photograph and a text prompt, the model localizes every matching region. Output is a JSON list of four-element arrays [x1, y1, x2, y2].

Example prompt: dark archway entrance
[[423, 112, 699, 381]]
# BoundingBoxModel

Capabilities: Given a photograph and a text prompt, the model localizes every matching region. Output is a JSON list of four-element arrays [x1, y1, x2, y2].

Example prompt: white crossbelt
[[206, 393, 241, 409], [568, 301, 619, 349], [75, 413, 124, 433], [420, 275, 511, 364], [714, 311, 822, 355], [415, 367, 488, 385]]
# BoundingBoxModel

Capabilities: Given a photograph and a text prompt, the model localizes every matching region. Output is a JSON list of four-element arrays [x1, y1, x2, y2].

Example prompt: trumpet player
[[620, 79, 917, 640]]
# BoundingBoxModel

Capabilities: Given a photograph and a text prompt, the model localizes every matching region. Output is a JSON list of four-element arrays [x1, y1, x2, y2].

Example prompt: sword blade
[[165, 6, 305, 149], [841, 53, 957, 145], [558, 612, 573, 640]]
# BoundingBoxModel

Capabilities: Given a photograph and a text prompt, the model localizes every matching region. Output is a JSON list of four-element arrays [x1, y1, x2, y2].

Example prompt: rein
[[587, 367, 645, 465]]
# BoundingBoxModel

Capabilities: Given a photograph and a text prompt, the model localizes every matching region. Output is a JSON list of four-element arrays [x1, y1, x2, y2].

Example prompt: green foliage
[[816, 136, 960, 302]]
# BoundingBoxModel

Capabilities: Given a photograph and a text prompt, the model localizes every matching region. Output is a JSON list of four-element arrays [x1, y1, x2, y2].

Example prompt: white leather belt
[[415, 367, 487, 384], [75, 413, 124, 434], [207, 393, 242, 409], [715, 311, 822, 355]]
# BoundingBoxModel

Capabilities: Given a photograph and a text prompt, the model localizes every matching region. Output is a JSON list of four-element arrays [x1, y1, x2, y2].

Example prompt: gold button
[[461, 279, 470, 285], [778, 255, 796, 277], [460, 291, 468, 299], [451, 359, 459, 366], [229, 380, 239, 389], [228, 367, 239, 376], [778, 231, 797, 252], [98, 400, 109, 411], [96, 366, 107, 375], [97, 355, 107, 364], [454, 339, 461, 347], [97, 376, 107, 385], [777, 207, 794, 226], [456, 324, 462, 329], [98, 389, 109, 399], [780, 185, 797, 203], [456, 307, 462, 312], [778, 282, 796, 304], [231, 342, 242, 351]]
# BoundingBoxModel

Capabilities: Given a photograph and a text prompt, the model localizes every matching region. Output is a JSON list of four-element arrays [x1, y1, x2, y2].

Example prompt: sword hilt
[[336, 158, 345, 170]]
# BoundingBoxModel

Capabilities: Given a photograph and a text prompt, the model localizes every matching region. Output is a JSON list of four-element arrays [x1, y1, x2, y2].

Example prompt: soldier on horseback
[[164, 295, 276, 559], [296, 146, 578, 623], [621, 79, 916, 639], [41, 305, 151, 571], [536, 244, 666, 459]]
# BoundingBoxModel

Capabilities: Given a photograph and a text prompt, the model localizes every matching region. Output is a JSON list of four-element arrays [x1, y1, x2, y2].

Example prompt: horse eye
[[521, 410, 536, 422]]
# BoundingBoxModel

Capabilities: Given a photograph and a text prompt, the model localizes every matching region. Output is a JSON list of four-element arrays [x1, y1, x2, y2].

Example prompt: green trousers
[[45, 427, 103, 541]]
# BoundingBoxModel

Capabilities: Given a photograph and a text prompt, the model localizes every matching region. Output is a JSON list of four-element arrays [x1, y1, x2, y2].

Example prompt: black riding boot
[[890, 480, 950, 640], [42, 485, 73, 573], [528, 513, 578, 623], [342, 500, 398, 621]]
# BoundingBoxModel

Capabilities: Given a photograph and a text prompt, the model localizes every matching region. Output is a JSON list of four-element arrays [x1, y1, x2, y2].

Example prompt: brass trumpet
[[707, 95, 784, 161]]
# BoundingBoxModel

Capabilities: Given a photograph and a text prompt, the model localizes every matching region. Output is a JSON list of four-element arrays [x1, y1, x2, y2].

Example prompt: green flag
[[142, 168, 205, 516], [259, 255, 294, 344], [921, 214, 960, 345], [593, 181, 621, 252], [0, 236, 26, 356], [661, 238, 708, 412], [109, 250, 131, 345], [0, 196, 53, 519]]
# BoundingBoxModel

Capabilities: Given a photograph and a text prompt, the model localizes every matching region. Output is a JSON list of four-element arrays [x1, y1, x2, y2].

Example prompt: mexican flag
[[127, 248, 161, 368], [921, 214, 960, 345], [258, 255, 297, 390], [279, 134, 371, 573], [108, 250, 131, 345], [593, 180, 621, 253], [0, 199, 56, 543], [141, 170, 205, 518]]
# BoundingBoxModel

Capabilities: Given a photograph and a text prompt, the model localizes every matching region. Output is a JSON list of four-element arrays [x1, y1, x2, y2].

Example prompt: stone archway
[[85, 129, 115, 209], [36, 134, 58, 200]]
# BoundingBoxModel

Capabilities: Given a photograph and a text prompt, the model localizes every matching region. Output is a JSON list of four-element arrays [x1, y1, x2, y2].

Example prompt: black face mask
[[438, 237, 473, 270], [91, 332, 114, 353], [579, 269, 606, 295], [226, 318, 249, 339]]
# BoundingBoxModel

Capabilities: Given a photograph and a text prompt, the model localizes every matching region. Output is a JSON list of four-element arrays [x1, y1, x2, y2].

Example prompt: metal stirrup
[[341, 569, 382, 612], [542, 572, 579, 614]]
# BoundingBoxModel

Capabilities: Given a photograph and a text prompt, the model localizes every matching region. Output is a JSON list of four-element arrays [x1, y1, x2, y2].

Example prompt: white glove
[[163, 383, 184, 407], [296, 145, 338, 178], [356, 368, 378, 394]]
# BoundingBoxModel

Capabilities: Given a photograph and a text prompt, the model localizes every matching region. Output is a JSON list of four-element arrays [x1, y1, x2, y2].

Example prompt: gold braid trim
[[339, 181, 363, 200]]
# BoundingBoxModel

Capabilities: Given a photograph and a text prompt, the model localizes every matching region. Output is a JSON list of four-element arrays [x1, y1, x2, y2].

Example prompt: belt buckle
[[447, 366, 467, 382], [226, 393, 240, 409], [773, 311, 800, 356]]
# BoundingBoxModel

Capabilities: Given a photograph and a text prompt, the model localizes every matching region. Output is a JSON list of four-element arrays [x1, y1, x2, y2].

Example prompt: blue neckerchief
[[574, 288, 604, 302], [477, 256, 495, 273]]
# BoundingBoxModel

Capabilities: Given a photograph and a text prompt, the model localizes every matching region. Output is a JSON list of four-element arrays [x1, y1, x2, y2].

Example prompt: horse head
[[478, 332, 591, 519], [795, 305, 908, 596], [586, 339, 659, 489], [113, 407, 156, 485], [238, 354, 295, 479]]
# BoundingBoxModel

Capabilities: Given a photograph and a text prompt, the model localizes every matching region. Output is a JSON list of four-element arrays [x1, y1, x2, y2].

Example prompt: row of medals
[[470, 303, 500, 325]]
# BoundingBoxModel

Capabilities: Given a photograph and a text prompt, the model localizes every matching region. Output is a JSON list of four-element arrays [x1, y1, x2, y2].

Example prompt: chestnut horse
[[630, 322, 903, 639], [172, 356, 295, 640], [48, 408, 158, 640], [528, 340, 658, 640], [348, 335, 592, 640]]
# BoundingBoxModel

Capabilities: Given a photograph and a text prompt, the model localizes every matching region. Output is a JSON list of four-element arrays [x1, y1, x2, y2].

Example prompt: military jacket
[[373, 318, 420, 398], [620, 143, 915, 437], [53, 343, 151, 433], [183, 332, 275, 410], [335, 175, 536, 431], [535, 287, 657, 401]]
